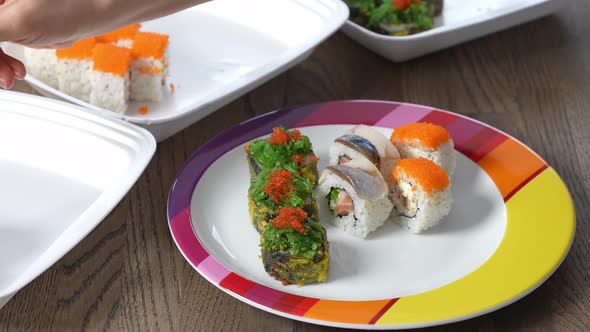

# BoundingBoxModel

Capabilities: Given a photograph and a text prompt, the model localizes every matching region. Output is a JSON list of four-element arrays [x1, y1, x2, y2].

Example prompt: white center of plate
[[191, 125, 507, 301]]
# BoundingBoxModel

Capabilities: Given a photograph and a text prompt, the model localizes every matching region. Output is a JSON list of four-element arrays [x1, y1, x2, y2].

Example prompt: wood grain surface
[[1, 1, 590, 331]]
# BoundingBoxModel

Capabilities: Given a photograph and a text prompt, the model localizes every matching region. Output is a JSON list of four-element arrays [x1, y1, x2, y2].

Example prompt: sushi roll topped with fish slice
[[389, 158, 452, 233], [390, 122, 455, 176], [346, 124, 400, 180], [319, 159, 393, 238]]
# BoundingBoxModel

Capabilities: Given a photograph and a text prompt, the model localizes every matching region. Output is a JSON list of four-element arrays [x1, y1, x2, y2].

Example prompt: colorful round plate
[[167, 100, 575, 329]]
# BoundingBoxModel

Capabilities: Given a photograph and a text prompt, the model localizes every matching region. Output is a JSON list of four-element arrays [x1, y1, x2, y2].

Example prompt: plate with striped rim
[[167, 100, 574, 329]]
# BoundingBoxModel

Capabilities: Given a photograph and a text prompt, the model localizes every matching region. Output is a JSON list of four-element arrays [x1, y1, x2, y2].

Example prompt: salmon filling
[[327, 187, 355, 217]]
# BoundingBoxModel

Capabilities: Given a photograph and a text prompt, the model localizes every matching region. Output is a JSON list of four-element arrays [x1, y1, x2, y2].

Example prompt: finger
[[0, 48, 25, 79], [0, 55, 16, 89]]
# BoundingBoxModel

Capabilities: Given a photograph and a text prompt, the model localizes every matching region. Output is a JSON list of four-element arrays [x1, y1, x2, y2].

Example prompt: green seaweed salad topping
[[261, 220, 325, 260], [250, 166, 313, 210], [249, 126, 314, 170], [345, 0, 435, 33]]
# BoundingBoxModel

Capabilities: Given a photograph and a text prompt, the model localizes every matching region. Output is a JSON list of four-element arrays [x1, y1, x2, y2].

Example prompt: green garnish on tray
[[345, 0, 443, 36]]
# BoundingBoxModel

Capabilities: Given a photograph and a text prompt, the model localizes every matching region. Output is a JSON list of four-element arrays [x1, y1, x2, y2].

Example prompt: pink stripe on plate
[[374, 104, 431, 128], [244, 284, 288, 308], [197, 256, 231, 284], [445, 117, 486, 147], [170, 208, 210, 266]]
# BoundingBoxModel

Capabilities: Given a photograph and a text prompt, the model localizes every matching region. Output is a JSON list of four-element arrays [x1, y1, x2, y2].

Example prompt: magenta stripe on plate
[[296, 101, 401, 127], [445, 117, 486, 147], [374, 104, 431, 128], [170, 208, 209, 266], [243, 284, 288, 308], [197, 256, 231, 284]]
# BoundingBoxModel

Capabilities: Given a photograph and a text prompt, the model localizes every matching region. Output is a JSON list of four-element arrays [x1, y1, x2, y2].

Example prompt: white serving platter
[[0, 90, 156, 308], [2, 0, 349, 141], [341, 0, 564, 62]]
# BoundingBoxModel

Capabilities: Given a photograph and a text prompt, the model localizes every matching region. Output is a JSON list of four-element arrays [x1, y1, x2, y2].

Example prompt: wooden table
[[2, 2, 589, 331]]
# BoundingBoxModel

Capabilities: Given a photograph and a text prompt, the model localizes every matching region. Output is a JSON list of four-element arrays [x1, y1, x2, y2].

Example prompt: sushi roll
[[245, 127, 319, 184], [56, 38, 96, 102], [97, 23, 141, 49], [248, 168, 317, 234], [130, 32, 169, 102], [89, 44, 132, 113], [390, 122, 455, 175], [24, 48, 58, 88], [389, 158, 452, 233], [260, 206, 329, 286], [319, 159, 393, 238], [332, 124, 400, 182]]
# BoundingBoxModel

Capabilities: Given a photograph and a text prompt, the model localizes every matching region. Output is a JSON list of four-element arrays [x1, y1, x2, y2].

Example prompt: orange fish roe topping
[[56, 38, 97, 60], [290, 129, 302, 141], [92, 44, 131, 76], [292, 154, 305, 165], [136, 66, 163, 75], [271, 207, 308, 234], [263, 169, 294, 202], [268, 127, 291, 145], [97, 23, 141, 43], [390, 123, 451, 148], [131, 32, 169, 60], [390, 158, 449, 194], [310, 155, 320, 163], [139, 106, 149, 115]]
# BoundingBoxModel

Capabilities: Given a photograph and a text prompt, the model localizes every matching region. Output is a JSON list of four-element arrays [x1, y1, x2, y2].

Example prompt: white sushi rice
[[57, 59, 92, 102], [114, 39, 133, 49], [389, 177, 453, 234], [90, 71, 129, 113], [396, 141, 456, 176], [319, 171, 393, 238], [24, 48, 58, 88], [130, 56, 165, 102]]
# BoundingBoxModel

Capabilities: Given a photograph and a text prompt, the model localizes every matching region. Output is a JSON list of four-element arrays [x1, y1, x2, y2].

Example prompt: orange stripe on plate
[[478, 139, 547, 198], [304, 299, 393, 324]]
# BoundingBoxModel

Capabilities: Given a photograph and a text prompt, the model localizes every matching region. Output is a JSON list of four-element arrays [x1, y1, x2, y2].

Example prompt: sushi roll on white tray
[[130, 31, 169, 102], [89, 44, 131, 113], [345, 124, 400, 181], [390, 122, 455, 176], [319, 159, 393, 238], [389, 158, 452, 234], [97, 24, 141, 49], [24, 48, 58, 88], [56, 38, 96, 102]]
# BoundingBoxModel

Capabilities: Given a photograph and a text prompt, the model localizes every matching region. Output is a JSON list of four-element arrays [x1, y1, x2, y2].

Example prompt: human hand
[[0, 0, 208, 48], [0, 0, 207, 89]]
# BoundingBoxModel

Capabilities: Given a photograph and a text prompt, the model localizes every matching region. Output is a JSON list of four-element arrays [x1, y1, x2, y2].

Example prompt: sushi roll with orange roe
[[90, 44, 132, 113], [389, 158, 452, 233], [56, 38, 97, 102], [97, 23, 141, 49], [130, 32, 169, 102], [390, 123, 455, 175]]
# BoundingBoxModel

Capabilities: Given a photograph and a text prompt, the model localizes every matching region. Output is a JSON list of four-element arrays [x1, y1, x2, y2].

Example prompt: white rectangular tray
[[3, 0, 349, 141], [0, 91, 155, 308], [341, 0, 564, 62]]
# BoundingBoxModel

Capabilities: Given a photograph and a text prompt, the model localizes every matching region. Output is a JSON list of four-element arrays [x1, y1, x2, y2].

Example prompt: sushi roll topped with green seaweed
[[345, 0, 443, 36], [245, 126, 319, 184]]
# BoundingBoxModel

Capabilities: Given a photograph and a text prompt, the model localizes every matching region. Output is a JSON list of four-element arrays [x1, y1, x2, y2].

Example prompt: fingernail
[[0, 79, 6, 89]]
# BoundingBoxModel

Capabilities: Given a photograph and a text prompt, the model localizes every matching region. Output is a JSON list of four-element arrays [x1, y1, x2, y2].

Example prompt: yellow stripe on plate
[[376, 168, 575, 325]]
